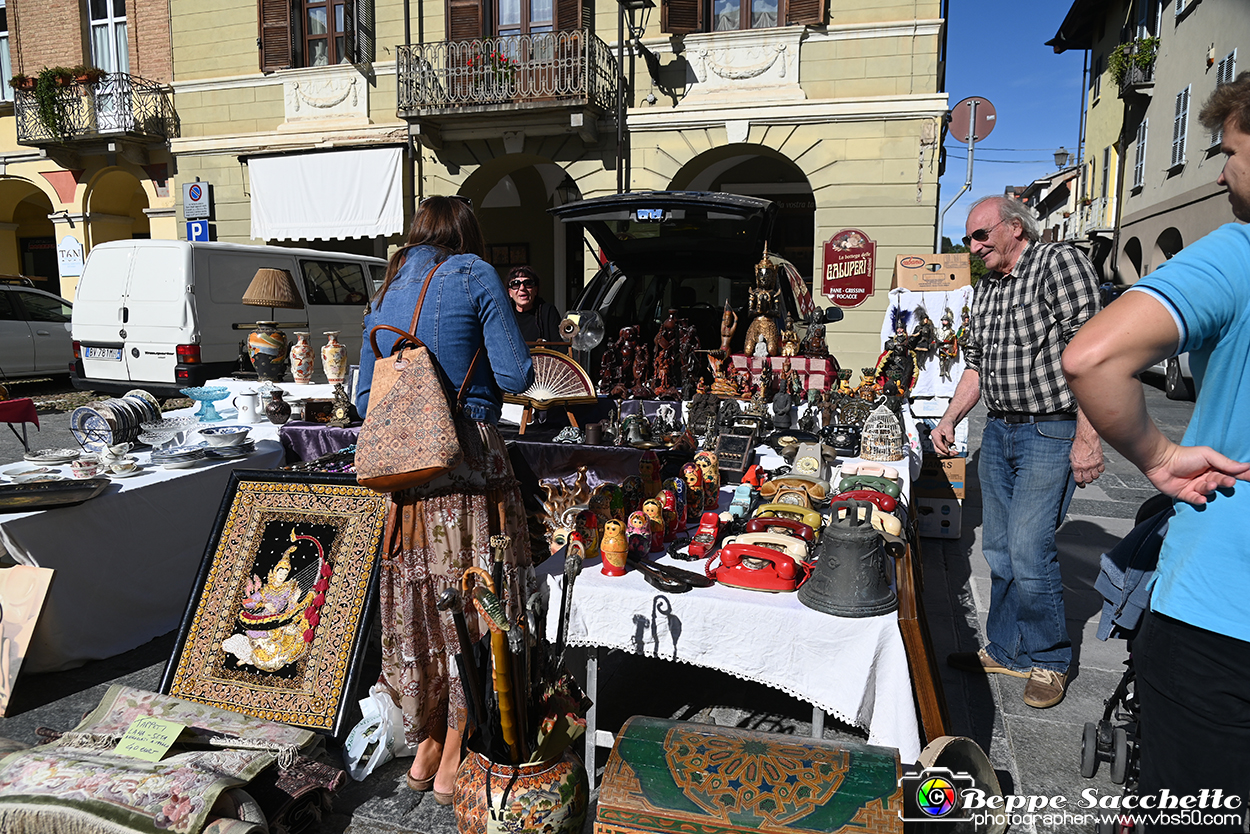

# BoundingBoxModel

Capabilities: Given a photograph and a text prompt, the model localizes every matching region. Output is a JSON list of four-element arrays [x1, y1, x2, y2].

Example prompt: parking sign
[[186, 220, 210, 241], [183, 181, 210, 220]]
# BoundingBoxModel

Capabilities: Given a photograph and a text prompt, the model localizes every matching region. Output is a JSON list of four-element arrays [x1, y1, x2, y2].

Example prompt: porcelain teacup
[[109, 458, 138, 474], [71, 458, 102, 479], [99, 442, 134, 464]]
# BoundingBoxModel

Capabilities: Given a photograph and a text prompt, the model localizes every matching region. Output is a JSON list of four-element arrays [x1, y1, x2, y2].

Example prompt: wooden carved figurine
[[599, 520, 628, 576], [780, 313, 800, 356]]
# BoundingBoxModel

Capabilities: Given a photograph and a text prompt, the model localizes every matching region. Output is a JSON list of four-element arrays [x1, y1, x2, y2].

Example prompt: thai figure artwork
[[800, 308, 830, 357], [780, 313, 800, 356], [938, 307, 960, 382], [222, 526, 335, 674], [744, 248, 781, 357]]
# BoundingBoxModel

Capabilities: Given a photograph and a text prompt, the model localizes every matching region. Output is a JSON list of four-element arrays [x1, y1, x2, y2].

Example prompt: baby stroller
[[1080, 494, 1173, 832]]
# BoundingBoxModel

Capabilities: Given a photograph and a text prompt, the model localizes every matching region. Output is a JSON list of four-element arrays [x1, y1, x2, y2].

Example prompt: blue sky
[[938, 1, 1088, 245]]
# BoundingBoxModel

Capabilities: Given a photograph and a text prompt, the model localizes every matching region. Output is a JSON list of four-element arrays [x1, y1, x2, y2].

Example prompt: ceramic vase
[[453, 748, 589, 834], [289, 332, 314, 384], [247, 322, 288, 383], [321, 331, 347, 385], [265, 390, 292, 425]]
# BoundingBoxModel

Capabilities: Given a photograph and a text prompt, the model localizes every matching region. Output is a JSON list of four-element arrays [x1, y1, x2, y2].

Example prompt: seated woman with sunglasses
[[506, 265, 563, 342], [356, 196, 534, 804]]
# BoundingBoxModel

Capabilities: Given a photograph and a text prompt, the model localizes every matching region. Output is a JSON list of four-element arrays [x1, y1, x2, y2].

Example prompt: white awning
[[249, 147, 403, 241]]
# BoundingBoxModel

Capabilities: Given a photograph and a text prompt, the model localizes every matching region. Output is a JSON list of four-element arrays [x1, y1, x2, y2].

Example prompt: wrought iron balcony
[[397, 30, 616, 117], [14, 73, 177, 148], [1116, 41, 1156, 98]]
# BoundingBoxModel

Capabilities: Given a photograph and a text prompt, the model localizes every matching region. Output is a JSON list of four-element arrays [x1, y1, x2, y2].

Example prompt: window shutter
[[786, 0, 823, 27], [662, 0, 701, 35], [555, 0, 583, 32], [258, 0, 294, 72], [1134, 118, 1147, 189], [1211, 50, 1235, 146], [347, 0, 375, 62], [1171, 85, 1188, 168], [447, 0, 483, 41]]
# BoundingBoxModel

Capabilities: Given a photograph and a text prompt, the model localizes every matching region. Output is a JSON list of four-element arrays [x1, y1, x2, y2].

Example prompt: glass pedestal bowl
[[180, 387, 230, 423]]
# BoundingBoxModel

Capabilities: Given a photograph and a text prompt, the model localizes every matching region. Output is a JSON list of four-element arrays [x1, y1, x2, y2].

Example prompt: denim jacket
[[1095, 506, 1172, 641], [356, 247, 534, 422]]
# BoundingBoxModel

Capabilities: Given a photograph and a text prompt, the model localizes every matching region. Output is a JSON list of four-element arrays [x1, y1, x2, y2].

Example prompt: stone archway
[[83, 167, 151, 248], [1122, 237, 1143, 283], [1151, 227, 1183, 270], [460, 155, 582, 311], [0, 179, 58, 293], [666, 145, 815, 283]]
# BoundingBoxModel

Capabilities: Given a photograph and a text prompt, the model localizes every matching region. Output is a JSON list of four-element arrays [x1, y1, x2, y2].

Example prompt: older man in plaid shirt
[[931, 194, 1104, 709]]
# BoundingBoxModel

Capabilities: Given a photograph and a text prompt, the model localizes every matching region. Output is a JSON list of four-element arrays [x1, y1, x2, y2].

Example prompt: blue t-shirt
[[1133, 222, 1250, 641]]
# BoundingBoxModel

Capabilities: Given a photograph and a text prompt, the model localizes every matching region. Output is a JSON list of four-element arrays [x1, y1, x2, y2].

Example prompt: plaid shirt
[[963, 242, 1100, 414]]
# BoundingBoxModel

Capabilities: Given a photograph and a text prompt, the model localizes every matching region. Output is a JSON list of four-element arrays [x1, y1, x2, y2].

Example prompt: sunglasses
[[509, 279, 537, 290], [962, 219, 1005, 247], [419, 194, 473, 208]]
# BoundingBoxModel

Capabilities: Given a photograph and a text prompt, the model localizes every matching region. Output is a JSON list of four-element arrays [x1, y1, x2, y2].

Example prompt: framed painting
[[161, 470, 388, 736]]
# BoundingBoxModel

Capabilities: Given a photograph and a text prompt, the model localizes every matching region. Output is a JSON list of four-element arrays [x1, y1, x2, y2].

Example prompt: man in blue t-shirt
[[1063, 73, 1250, 831]]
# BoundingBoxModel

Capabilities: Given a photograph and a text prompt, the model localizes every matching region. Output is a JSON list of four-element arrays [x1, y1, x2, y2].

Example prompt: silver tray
[[0, 478, 111, 512]]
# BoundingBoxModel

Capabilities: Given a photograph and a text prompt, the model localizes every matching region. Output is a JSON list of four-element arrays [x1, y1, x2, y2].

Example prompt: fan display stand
[[504, 347, 599, 435]]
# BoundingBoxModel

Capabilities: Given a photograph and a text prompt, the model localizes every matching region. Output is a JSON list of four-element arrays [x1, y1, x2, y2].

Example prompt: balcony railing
[[397, 30, 616, 115], [1114, 39, 1156, 97], [14, 73, 177, 146]]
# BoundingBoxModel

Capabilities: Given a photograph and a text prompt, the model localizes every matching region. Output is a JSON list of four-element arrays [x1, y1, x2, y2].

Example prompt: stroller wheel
[[1110, 728, 1129, 784], [1081, 722, 1099, 778]]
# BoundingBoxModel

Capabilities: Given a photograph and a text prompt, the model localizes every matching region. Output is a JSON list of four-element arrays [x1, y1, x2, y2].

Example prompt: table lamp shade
[[242, 268, 304, 310]]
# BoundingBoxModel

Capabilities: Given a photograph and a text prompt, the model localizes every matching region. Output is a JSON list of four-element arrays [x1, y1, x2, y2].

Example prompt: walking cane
[[436, 588, 487, 730], [465, 567, 521, 764], [554, 538, 584, 667]]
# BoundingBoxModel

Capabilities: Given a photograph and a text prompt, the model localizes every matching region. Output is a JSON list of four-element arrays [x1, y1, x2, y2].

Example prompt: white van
[[72, 240, 386, 397]]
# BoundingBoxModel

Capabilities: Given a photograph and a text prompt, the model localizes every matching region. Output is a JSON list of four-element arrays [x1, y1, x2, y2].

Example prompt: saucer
[[3, 465, 50, 477], [108, 467, 145, 478]]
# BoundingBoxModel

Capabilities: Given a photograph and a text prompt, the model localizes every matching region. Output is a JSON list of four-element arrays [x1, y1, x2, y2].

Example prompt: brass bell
[[798, 499, 897, 618]]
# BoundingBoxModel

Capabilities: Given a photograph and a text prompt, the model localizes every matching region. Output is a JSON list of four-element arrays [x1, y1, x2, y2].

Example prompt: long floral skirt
[[376, 420, 532, 748]]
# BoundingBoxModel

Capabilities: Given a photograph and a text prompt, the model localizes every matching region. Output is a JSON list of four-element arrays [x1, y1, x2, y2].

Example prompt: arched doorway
[[667, 145, 815, 283], [460, 157, 582, 312], [0, 180, 57, 294], [1121, 237, 1143, 283], [84, 168, 151, 247], [1152, 227, 1183, 270]]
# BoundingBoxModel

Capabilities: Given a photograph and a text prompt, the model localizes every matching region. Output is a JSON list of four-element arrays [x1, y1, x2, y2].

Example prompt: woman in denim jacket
[[358, 196, 534, 803]]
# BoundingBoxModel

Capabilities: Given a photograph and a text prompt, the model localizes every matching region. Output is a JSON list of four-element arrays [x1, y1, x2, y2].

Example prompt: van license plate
[[86, 347, 122, 361]]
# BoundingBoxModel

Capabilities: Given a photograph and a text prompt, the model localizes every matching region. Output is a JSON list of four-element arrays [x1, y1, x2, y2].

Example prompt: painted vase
[[265, 390, 292, 425], [321, 331, 347, 384], [453, 748, 589, 834], [247, 321, 288, 383], [289, 332, 314, 384], [600, 519, 628, 576]]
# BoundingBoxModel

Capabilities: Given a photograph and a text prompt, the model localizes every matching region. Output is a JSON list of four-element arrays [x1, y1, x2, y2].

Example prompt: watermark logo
[[899, 768, 974, 823]]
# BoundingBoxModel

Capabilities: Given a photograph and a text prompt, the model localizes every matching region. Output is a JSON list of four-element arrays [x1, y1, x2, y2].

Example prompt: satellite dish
[[566, 310, 605, 351]]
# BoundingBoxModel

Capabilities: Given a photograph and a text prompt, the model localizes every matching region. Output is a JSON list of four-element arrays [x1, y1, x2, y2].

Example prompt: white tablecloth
[[542, 447, 922, 763], [0, 440, 285, 673]]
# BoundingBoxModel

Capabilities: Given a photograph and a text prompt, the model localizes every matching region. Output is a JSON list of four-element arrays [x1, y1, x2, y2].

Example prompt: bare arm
[[1063, 292, 1250, 503], [1070, 406, 1105, 486], [931, 369, 980, 456]]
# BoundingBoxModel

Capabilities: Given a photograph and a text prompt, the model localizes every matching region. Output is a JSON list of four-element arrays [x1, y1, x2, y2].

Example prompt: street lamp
[[616, 0, 654, 193], [1054, 147, 1070, 169]]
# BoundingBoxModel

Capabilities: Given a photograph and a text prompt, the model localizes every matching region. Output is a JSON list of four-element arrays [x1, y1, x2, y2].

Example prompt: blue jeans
[[978, 417, 1077, 672]]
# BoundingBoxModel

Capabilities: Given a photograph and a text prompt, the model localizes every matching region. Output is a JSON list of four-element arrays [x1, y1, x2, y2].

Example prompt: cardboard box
[[892, 253, 972, 292], [915, 454, 966, 499], [917, 496, 962, 538]]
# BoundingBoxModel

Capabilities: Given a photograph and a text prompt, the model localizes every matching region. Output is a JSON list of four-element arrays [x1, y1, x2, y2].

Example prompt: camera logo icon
[[899, 767, 975, 823]]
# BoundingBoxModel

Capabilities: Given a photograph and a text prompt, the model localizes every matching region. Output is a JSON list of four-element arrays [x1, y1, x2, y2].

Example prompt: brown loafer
[[1023, 667, 1068, 709], [432, 787, 454, 806], [947, 648, 1030, 678]]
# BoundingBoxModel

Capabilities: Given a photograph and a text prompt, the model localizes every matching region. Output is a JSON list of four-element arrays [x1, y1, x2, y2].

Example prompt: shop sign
[[822, 229, 876, 308], [57, 235, 84, 278]]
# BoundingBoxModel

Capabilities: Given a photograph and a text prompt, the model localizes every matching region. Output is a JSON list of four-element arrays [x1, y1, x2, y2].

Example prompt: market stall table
[[0, 440, 284, 673]]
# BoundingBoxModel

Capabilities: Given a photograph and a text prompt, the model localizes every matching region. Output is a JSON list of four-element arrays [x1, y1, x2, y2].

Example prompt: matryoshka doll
[[621, 475, 646, 518], [574, 508, 600, 560], [639, 450, 662, 497], [659, 487, 681, 542], [681, 462, 706, 521], [661, 477, 687, 529], [642, 499, 666, 552], [695, 450, 720, 512], [606, 483, 626, 521], [599, 520, 628, 576], [588, 485, 614, 524], [627, 511, 651, 560]]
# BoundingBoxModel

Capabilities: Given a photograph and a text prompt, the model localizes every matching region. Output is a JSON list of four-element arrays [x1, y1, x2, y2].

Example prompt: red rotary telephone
[[710, 542, 802, 593]]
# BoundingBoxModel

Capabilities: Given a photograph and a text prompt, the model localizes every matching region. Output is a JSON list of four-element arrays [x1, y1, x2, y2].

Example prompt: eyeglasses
[[962, 219, 1005, 247], [509, 279, 537, 290]]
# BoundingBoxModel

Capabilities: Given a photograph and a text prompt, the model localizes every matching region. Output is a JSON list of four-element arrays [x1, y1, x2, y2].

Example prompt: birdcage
[[860, 401, 905, 461]]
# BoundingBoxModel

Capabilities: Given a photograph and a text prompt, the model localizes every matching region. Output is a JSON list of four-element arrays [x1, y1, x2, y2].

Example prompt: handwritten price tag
[[115, 717, 185, 762]]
